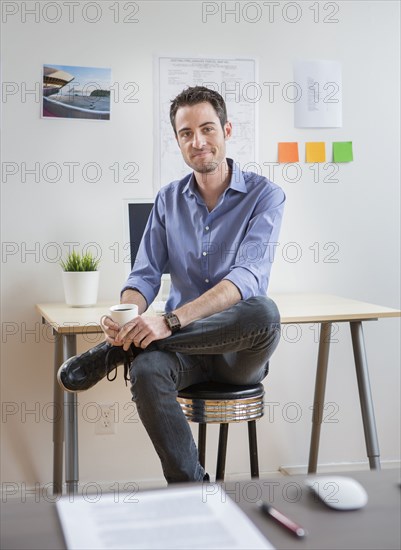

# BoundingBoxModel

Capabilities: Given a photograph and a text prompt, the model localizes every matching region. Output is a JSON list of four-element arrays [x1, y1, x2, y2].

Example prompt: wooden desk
[[2, 469, 400, 549], [36, 294, 400, 495]]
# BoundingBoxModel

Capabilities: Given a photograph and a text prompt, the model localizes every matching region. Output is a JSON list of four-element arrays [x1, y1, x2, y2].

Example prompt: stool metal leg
[[216, 423, 229, 481], [198, 423, 207, 468], [248, 420, 259, 478]]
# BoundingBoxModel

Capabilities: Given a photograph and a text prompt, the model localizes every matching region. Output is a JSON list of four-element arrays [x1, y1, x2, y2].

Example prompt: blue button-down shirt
[[123, 159, 285, 311]]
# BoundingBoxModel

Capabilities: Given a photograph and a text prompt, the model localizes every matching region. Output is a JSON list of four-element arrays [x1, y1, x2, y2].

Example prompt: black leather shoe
[[57, 341, 134, 393]]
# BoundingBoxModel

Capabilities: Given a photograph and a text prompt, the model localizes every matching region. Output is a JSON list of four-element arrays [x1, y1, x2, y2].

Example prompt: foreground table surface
[[1, 469, 400, 550], [237, 469, 401, 550]]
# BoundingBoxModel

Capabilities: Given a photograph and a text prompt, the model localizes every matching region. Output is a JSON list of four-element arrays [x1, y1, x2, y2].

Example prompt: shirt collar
[[182, 159, 247, 195]]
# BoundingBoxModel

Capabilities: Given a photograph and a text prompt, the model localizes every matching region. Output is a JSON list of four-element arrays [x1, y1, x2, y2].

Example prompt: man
[[58, 86, 285, 483]]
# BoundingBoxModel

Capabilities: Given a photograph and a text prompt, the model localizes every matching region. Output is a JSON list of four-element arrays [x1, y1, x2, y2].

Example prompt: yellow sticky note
[[278, 142, 299, 163], [306, 142, 326, 163]]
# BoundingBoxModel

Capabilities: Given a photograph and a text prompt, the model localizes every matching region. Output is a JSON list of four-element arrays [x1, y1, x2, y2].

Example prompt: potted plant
[[60, 251, 100, 307]]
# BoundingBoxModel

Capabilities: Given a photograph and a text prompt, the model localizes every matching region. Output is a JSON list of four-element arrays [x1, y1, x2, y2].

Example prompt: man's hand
[[100, 315, 123, 346], [102, 315, 172, 351], [100, 289, 153, 348], [116, 315, 172, 351]]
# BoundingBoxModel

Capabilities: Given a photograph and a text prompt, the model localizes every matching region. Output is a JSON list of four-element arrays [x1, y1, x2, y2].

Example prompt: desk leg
[[308, 322, 332, 474], [53, 333, 64, 495], [350, 321, 381, 470], [63, 335, 79, 495]]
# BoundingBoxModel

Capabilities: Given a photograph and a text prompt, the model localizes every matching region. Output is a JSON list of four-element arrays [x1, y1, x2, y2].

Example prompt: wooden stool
[[177, 381, 265, 481]]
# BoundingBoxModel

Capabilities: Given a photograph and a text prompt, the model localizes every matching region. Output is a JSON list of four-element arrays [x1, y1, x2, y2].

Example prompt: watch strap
[[163, 312, 181, 333]]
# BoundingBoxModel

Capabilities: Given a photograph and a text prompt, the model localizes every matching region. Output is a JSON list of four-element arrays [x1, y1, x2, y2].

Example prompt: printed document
[[57, 484, 274, 549], [294, 60, 342, 127]]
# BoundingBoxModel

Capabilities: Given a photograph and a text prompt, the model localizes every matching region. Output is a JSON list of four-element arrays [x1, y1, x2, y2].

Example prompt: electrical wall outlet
[[95, 404, 115, 435]]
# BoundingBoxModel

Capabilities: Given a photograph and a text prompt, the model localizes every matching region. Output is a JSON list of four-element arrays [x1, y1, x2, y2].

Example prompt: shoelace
[[105, 346, 132, 386]]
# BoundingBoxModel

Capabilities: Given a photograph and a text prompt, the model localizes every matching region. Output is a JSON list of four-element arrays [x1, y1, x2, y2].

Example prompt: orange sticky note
[[278, 142, 299, 163], [306, 142, 326, 163]]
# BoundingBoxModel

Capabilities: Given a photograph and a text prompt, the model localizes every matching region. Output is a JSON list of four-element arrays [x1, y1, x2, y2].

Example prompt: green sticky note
[[333, 141, 353, 162]]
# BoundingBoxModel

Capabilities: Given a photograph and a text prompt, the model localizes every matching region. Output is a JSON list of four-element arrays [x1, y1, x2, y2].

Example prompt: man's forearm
[[173, 279, 241, 328], [121, 289, 148, 315]]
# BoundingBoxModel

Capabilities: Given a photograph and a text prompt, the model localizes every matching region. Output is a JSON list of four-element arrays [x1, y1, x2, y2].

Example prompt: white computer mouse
[[304, 476, 368, 510]]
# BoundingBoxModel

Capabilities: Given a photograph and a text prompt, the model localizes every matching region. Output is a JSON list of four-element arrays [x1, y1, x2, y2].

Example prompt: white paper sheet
[[154, 56, 258, 192], [56, 485, 274, 549], [293, 60, 342, 128]]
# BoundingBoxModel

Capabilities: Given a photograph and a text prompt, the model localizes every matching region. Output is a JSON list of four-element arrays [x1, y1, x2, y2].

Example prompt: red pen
[[257, 500, 307, 538]]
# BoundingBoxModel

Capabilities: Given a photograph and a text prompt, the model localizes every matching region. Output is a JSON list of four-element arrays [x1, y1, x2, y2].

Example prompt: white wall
[[1, 1, 400, 491]]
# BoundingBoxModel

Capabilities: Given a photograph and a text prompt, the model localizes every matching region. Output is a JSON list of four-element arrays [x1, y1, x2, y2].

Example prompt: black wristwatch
[[163, 312, 181, 334]]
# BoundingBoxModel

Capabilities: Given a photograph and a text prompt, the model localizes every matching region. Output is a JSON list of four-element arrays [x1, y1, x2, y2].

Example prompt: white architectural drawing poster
[[154, 56, 258, 191], [293, 60, 342, 128]]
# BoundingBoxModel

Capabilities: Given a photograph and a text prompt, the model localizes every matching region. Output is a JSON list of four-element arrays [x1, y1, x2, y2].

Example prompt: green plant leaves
[[60, 251, 100, 272]]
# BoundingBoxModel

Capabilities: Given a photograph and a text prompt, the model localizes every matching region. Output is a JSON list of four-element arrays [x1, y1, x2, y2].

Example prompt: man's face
[[174, 102, 232, 174]]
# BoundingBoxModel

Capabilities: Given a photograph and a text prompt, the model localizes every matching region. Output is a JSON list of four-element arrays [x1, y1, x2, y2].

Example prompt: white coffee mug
[[109, 303, 138, 325]]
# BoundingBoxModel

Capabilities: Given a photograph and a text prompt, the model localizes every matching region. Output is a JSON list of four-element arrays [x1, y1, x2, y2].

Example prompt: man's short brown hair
[[170, 86, 227, 135]]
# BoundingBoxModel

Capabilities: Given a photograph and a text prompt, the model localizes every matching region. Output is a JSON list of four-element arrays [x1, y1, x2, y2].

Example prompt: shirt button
[[205, 278, 209, 283], [205, 226, 210, 231], [202, 251, 207, 256]]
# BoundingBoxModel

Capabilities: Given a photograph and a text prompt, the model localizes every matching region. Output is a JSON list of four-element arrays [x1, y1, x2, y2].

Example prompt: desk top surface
[[1, 469, 400, 550], [36, 293, 400, 334]]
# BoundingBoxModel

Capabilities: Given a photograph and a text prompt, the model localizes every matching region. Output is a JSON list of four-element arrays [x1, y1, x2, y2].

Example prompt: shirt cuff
[[121, 278, 156, 308], [223, 267, 260, 301]]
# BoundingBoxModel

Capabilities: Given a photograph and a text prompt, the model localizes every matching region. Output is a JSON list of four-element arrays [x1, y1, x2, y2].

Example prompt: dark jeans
[[129, 296, 281, 483]]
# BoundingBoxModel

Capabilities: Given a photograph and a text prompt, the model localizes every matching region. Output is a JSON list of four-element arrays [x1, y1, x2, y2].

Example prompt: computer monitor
[[126, 200, 154, 270], [123, 199, 170, 305]]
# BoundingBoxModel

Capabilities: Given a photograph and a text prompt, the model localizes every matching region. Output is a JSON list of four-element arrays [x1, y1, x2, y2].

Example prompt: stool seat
[[177, 381, 265, 480], [177, 382, 264, 424]]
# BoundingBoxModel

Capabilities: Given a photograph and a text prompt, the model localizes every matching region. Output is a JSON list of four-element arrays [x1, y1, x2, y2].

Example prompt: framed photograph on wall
[[42, 64, 112, 120]]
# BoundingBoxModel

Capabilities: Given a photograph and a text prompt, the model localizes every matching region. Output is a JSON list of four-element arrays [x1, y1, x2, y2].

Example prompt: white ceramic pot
[[62, 271, 100, 307]]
